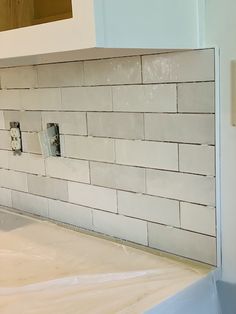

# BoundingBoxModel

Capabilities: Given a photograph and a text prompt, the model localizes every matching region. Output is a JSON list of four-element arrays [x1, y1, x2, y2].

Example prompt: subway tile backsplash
[[0, 49, 216, 265]]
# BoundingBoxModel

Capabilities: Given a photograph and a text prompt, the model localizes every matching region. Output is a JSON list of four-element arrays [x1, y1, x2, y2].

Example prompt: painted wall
[[95, 0, 200, 48], [205, 0, 236, 282], [0, 50, 216, 265]]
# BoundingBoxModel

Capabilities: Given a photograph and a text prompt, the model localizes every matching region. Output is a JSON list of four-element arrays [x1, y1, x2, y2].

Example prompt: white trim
[[215, 47, 222, 270]]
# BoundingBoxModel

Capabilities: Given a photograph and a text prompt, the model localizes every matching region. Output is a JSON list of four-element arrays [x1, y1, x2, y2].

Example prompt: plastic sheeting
[[0, 208, 211, 314]]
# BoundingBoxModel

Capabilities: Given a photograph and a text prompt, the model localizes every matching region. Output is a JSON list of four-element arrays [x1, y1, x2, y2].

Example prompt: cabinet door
[[10, 0, 34, 29], [0, 0, 11, 31], [0, 0, 72, 32]]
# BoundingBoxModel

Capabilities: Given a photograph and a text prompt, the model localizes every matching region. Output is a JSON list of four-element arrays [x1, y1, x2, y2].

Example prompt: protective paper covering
[[0, 209, 210, 314]]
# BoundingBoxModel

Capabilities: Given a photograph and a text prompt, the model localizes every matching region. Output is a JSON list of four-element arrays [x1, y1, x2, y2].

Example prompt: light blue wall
[[94, 0, 201, 49]]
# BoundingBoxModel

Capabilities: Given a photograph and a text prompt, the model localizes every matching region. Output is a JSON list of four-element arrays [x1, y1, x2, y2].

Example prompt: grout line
[[0, 80, 216, 90]]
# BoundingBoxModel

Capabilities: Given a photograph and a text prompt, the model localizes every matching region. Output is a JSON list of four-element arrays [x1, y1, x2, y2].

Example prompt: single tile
[[64, 136, 115, 163], [21, 88, 61, 111], [42, 112, 87, 135], [0, 111, 5, 129], [112, 84, 177, 112], [0, 90, 22, 110], [148, 222, 216, 265], [8, 153, 45, 175], [90, 162, 145, 193], [88, 112, 144, 139], [12, 191, 48, 216], [46, 157, 90, 183], [179, 144, 215, 176], [28, 174, 68, 201], [118, 191, 180, 227], [84, 56, 141, 85], [115, 139, 178, 171], [48, 199, 93, 230], [0, 169, 28, 192], [3, 111, 42, 131], [1, 66, 37, 88], [180, 202, 216, 236], [178, 82, 215, 113], [142, 49, 215, 83], [21, 132, 42, 154], [0, 187, 12, 207], [0, 150, 9, 168], [0, 130, 11, 150], [68, 182, 117, 213], [145, 114, 215, 145], [37, 62, 84, 87], [146, 169, 215, 206], [61, 86, 112, 111], [93, 210, 148, 245]]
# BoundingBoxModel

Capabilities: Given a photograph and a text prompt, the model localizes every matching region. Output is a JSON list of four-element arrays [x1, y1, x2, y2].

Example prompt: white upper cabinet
[[0, 0, 204, 66]]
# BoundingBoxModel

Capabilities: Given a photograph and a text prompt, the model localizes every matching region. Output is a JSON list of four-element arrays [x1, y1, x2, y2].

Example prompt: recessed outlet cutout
[[38, 123, 61, 158], [10, 122, 22, 155]]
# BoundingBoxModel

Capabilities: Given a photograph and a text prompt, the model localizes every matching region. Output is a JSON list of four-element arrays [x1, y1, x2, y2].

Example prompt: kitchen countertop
[[0, 207, 212, 314]]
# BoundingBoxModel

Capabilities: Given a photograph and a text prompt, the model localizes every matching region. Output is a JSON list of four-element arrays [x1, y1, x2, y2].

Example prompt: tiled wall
[[0, 49, 216, 265]]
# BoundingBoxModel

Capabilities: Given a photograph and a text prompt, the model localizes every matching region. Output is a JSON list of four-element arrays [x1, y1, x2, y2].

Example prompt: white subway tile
[[0, 90, 22, 110], [88, 113, 144, 139], [0, 150, 9, 168], [61, 86, 112, 111], [93, 210, 148, 245], [145, 114, 215, 144], [116, 140, 178, 171], [46, 157, 90, 183], [42, 112, 87, 135], [8, 153, 45, 175], [112, 84, 177, 112], [1, 66, 37, 88], [12, 191, 48, 216], [0, 130, 11, 150], [64, 136, 115, 163], [178, 82, 215, 113], [3, 111, 42, 131], [84, 56, 141, 85], [21, 88, 61, 111], [148, 222, 216, 265], [28, 174, 68, 201], [118, 191, 180, 227], [90, 162, 145, 193], [22, 132, 41, 154], [146, 169, 215, 206], [179, 144, 215, 176], [0, 187, 12, 207], [180, 202, 216, 236], [143, 49, 215, 83], [0, 169, 28, 192], [48, 199, 93, 230], [37, 62, 84, 87], [68, 182, 117, 213]]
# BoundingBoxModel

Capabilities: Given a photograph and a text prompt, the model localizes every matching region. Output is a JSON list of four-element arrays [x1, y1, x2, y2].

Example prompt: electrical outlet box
[[38, 123, 61, 158], [10, 122, 22, 155]]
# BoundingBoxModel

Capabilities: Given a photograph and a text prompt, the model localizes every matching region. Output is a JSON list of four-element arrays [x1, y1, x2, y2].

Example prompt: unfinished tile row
[[0, 49, 214, 89]]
